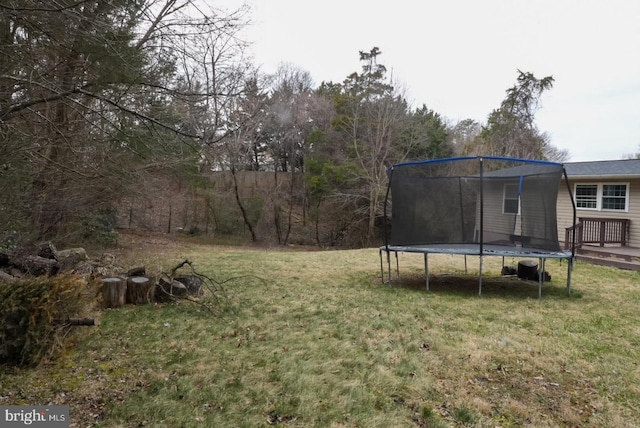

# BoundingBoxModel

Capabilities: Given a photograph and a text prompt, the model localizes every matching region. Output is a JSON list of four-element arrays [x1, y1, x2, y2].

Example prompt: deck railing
[[565, 217, 630, 249], [564, 222, 583, 250]]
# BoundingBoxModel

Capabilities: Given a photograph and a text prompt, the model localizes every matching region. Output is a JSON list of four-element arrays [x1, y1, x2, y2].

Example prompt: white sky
[[217, 0, 640, 161]]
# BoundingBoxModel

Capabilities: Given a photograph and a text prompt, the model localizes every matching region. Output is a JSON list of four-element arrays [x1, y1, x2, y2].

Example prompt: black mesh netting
[[386, 157, 564, 252]]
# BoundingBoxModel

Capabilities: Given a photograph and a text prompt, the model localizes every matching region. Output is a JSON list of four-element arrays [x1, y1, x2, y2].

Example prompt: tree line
[[0, 1, 568, 248]]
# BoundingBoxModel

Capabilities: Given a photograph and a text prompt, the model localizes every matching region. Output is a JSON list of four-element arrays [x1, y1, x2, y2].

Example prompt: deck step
[[575, 254, 640, 271]]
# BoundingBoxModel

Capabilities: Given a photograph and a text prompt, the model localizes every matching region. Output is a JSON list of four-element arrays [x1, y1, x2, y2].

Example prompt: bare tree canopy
[[0, 0, 250, 243]]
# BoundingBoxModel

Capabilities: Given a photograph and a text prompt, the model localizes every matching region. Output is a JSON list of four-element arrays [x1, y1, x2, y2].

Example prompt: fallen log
[[0, 270, 16, 282], [16, 255, 59, 276], [56, 248, 88, 272]]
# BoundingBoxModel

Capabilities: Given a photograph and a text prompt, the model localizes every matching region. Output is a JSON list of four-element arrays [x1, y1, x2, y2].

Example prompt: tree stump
[[102, 277, 127, 308], [126, 276, 155, 304]]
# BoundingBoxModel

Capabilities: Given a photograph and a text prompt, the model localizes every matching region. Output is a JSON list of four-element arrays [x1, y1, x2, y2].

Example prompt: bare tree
[[0, 0, 251, 243], [336, 48, 410, 244]]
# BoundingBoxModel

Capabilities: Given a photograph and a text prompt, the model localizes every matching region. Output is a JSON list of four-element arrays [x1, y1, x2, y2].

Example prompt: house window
[[574, 183, 629, 211], [503, 184, 520, 214], [602, 184, 627, 210], [575, 184, 597, 209]]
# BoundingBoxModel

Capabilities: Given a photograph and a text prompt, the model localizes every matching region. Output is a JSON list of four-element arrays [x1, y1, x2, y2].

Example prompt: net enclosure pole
[[382, 165, 394, 285], [566, 258, 572, 296], [379, 248, 385, 283], [562, 166, 576, 296], [478, 157, 484, 297]]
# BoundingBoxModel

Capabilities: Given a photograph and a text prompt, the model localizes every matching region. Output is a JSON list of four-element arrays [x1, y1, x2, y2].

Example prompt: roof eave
[[565, 174, 640, 180]]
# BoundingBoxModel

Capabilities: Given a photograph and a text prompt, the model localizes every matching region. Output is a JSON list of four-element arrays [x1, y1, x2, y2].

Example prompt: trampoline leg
[[538, 258, 544, 299], [379, 249, 385, 283], [464, 255, 468, 274], [395, 251, 400, 279], [566, 258, 573, 296], [424, 253, 429, 291], [386, 250, 392, 285], [478, 256, 483, 297]]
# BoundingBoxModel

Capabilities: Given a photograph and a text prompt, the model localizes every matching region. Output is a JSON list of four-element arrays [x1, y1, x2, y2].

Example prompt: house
[[557, 159, 640, 268]]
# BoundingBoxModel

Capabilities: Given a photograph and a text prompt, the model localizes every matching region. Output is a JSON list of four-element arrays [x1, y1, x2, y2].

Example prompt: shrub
[[0, 274, 99, 367], [81, 207, 118, 245]]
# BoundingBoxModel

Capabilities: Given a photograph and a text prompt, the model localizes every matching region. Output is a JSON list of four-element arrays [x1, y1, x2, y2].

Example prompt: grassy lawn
[[2, 234, 640, 427]]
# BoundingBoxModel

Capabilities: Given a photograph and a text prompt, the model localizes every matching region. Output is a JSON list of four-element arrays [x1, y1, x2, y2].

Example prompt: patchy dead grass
[[2, 232, 640, 427]]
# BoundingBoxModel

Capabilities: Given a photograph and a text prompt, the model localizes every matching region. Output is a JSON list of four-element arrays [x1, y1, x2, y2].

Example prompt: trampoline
[[379, 156, 577, 297]]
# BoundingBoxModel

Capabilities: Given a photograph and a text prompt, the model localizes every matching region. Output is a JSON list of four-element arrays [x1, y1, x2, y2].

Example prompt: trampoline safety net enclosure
[[380, 156, 576, 297]]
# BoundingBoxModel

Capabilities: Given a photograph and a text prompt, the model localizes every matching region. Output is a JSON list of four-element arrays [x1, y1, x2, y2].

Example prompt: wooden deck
[[574, 245, 640, 270], [564, 217, 638, 270]]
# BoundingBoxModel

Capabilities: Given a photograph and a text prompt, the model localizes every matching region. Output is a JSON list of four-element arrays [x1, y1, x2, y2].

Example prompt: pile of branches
[[0, 240, 257, 366], [0, 273, 99, 367], [157, 259, 260, 316]]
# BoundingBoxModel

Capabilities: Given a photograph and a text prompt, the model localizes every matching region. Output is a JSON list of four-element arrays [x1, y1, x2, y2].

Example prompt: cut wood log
[[156, 276, 187, 302], [126, 266, 146, 277], [56, 248, 88, 271], [174, 275, 204, 296], [0, 270, 16, 282], [36, 241, 57, 260], [102, 277, 127, 308], [126, 276, 155, 304], [16, 255, 59, 276]]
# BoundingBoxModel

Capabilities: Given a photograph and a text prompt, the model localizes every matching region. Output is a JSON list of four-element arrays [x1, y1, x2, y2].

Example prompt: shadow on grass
[[386, 272, 582, 300]]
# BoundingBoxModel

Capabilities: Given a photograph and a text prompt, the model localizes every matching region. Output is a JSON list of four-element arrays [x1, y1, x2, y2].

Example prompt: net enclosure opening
[[379, 156, 576, 297]]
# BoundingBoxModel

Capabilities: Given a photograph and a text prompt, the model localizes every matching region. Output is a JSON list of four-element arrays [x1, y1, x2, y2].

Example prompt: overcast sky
[[219, 0, 640, 162]]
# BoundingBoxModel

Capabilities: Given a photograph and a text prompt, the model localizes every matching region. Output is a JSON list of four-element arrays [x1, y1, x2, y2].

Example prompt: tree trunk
[[231, 167, 257, 241], [368, 185, 379, 245], [126, 276, 155, 304], [102, 277, 127, 308]]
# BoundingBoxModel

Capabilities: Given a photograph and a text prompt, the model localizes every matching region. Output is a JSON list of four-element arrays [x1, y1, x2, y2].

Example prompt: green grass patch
[[1, 237, 640, 427]]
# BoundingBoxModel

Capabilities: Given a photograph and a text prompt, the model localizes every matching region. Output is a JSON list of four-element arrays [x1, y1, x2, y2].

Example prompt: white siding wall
[[556, 178, 640, 248]]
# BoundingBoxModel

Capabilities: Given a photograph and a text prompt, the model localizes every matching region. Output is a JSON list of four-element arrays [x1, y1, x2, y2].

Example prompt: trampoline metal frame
[[379, 246, 573, 298], [380, 156, 578, 298]]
